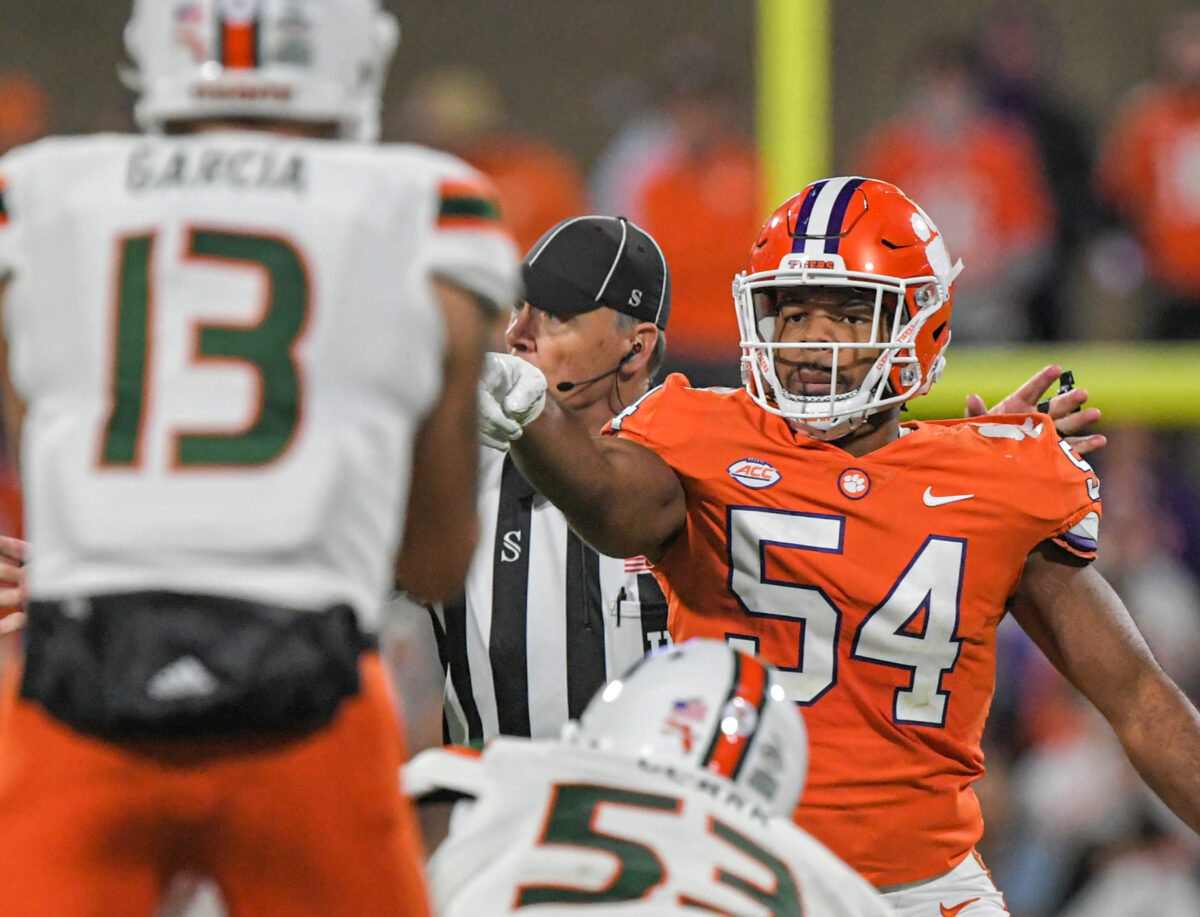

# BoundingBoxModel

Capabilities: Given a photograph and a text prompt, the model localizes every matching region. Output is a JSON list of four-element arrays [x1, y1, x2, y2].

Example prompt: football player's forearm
[[510, 399, 632, 554], [1115, 673, 1200, 835], [398, 282, 488, 602], [511, 399, 679, 560], [398, 400, 480, 600], [1020, 553, 1200, 834]]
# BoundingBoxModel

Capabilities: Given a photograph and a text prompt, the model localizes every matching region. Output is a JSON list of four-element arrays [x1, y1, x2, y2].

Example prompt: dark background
[[0, 0, 1179, 171]]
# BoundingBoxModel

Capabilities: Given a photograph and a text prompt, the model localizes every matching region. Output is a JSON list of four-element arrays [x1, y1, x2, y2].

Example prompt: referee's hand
[[479, 352, 548, 451]]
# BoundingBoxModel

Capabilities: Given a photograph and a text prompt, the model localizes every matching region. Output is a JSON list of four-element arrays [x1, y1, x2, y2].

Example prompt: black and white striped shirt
[[430, 449, 670, 743]]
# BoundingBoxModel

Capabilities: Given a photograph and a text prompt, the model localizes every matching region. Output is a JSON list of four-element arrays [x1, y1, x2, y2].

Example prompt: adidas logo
[[146, 655, 219, 701]]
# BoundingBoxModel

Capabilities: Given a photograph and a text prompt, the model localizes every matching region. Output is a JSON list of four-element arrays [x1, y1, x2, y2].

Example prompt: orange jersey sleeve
[[610, 379, 1102, 886]]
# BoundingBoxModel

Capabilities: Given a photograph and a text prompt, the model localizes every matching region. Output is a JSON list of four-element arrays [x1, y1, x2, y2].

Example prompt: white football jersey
[[404, 739, 889, 917], [0, 132, 518, 630]]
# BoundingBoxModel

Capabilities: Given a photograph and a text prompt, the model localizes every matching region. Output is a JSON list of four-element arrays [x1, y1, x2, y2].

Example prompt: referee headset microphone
[[556, 341, 643, 392]]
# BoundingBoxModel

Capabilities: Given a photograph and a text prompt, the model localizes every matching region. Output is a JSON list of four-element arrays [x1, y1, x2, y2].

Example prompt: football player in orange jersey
[[482, 177, 1200, 916]]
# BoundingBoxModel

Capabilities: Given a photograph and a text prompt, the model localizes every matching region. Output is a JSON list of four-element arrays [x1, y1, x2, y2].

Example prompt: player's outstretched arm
[[396, 280, 490, 603], [965, 363, 1106, 456], [509, 395, 686, 563], [1014, 545, 1200, 833]]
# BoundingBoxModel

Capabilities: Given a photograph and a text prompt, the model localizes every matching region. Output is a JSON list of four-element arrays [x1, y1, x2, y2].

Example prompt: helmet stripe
[[792, 176, 863, 254], [702, 652, 769, 780], [803, 176, 851, 247], [823, 177, 867, 253], [789, 179, 828, 251], [727, 660, 771, 782], [219, 10, 260, 69], [700, 651, 741, 766]]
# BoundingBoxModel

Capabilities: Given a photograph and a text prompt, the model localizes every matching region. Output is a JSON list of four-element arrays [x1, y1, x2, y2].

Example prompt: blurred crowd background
[[5, 1, 1200, 913]]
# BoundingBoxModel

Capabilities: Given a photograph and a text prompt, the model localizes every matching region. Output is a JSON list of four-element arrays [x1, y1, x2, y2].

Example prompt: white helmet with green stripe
[[569, 638, 808, 817], [122, 0, 399, 141]]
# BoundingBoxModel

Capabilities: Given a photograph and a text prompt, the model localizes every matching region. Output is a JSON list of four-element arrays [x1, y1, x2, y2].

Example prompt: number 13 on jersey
[[727, 507, 965, 726], [100, 228, 310, 470]]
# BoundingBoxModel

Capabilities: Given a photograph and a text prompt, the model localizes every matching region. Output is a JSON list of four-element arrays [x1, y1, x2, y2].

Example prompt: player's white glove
[[478, 352, 548, 451]]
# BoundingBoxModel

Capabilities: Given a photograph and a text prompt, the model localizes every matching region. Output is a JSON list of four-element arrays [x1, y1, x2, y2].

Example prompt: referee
[[431, 215, 673, 742]]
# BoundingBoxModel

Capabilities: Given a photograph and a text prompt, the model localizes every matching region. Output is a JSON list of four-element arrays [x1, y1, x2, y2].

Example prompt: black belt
[[21, 590, 374, 741]]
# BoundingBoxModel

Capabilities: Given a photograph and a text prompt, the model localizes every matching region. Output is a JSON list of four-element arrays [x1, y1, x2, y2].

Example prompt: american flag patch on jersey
[[624, 556, 651, 573], [437, 177, 503, 230]]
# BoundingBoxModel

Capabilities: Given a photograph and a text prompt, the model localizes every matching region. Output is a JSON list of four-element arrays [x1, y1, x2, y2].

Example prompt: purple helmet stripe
[[790, 179, 829, 252]]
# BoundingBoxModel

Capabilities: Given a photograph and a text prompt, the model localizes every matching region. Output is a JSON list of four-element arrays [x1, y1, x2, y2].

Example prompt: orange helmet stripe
[[220, 20, 258, 70], [702, 652, 768, 780]]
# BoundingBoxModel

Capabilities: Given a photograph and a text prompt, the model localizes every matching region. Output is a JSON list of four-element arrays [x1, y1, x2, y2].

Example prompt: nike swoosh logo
[[923, 487, 974, 506], [940, 899, 980, 917]]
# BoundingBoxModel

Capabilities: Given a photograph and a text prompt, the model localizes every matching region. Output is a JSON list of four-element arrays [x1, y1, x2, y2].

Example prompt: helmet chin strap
[[771, 353, 888, 440]]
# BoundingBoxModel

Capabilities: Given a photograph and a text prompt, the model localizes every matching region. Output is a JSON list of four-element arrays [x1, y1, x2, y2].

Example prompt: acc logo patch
[[837, 468, 871, 499], [728, 457, 780, 489]]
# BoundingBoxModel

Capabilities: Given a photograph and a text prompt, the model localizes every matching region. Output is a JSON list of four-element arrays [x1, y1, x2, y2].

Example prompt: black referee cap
[[520, 216, 671, 330]]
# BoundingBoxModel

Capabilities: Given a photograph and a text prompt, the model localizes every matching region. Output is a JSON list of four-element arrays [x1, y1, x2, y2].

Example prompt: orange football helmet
[[733, 177, 962, 439]]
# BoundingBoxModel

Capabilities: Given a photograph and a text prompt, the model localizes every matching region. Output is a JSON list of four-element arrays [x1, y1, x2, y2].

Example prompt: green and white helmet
[[569, 639, 808, 817], [122, 0, 399, 141]]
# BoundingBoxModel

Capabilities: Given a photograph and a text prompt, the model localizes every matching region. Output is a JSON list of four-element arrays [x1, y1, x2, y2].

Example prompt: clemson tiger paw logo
[[838, 468, 871, 499]]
